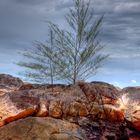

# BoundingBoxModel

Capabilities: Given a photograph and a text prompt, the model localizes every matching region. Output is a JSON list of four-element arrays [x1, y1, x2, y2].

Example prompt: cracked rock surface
[[0, 117, 84, 140], [0, 74, 139, 140]]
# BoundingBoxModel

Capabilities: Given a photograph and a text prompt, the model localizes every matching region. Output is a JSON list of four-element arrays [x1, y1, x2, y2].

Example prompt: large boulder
[[0, 92, 38, 126], [0, 117, 84, 140], [79, 81, 119, 100]]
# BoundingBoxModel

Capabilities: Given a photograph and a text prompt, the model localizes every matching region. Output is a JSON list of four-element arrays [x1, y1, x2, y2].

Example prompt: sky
[[0, 0, 140, 87]]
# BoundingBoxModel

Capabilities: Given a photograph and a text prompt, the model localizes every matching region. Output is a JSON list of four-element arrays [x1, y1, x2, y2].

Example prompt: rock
[[77, 81, 119, 101], [0, 92, 39, 125], [0, 86, 11, 95], [1, 74, 135, 139], [19, 83, 36, 90], [89, 103, 124, 121], [36, 98, 49, 117], [122, 87, 140, 101], [67, 102, 88, 117], [79, 103, 89, 117], [0, 74, 23, 90], [50, 134, 80, 140], [77, 81, 123, 121], [129, 136, 140, 140], [19, 83, 70, 92], [49, 100, 62, 118], [132, 121, 140, 131], [69, 102, 81, 117], [121, 87, 140, 131], [0, 79, 125, 126], [80, 119, 127, 140], [0, 117, 85, 140]]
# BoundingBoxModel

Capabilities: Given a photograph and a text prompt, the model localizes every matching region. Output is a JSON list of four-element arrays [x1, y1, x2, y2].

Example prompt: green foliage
[[17, 29, 58, 84], [17, 0, 108, 84]]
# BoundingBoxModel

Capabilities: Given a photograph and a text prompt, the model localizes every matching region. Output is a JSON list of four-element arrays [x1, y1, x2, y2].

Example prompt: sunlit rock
[[0, 74, 139, 139]]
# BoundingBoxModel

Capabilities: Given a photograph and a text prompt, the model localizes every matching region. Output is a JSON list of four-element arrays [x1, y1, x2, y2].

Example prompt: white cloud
[[131, 80, 137, 84], [114, 81, 120, 86]]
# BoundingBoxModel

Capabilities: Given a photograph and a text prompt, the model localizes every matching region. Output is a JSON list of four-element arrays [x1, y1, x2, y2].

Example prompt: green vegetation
[[17, 0, 108, 84]]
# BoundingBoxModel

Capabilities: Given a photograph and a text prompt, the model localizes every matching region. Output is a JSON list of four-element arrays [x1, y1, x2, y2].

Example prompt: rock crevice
[[0, 74, 139, 140]]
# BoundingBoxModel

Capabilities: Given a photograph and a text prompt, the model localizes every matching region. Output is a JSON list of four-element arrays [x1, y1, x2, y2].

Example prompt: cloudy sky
[[0, 0, 140, 87]]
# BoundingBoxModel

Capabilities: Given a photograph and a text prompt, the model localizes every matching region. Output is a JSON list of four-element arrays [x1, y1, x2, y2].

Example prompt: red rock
[[78, 81, 119, 101], [68, 102, 89, 117], [0, 75, 126, 129], [90, 103, 124, 121], [79, 103, 89, 116], [0, 74, 23, 90], [19, 83, 35, 90], [0, 78, 125, 127], [1, 74, 140, 139], [133, 121, 140, 131], [49, 100, 62, 118], [0, 88, 10, 95], [0, 121, 5, 127], [68, 102, 81, 117], [129, 136, 140, 140], [5, 108, 37, 123], [121, 87, 140, 131], [36, 99, 49, 117], [0, 91, 39, 126]]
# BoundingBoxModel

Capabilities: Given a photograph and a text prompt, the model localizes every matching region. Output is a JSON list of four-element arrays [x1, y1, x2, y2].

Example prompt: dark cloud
[[0, 0, 140, 86], [13, 0, 47, 5]]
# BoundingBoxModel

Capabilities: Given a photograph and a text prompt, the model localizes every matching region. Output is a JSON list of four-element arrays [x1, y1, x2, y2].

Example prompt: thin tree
[[47, 0, 108, 84], [17, 0, 108, 84], [17, 29, 57, 84]]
